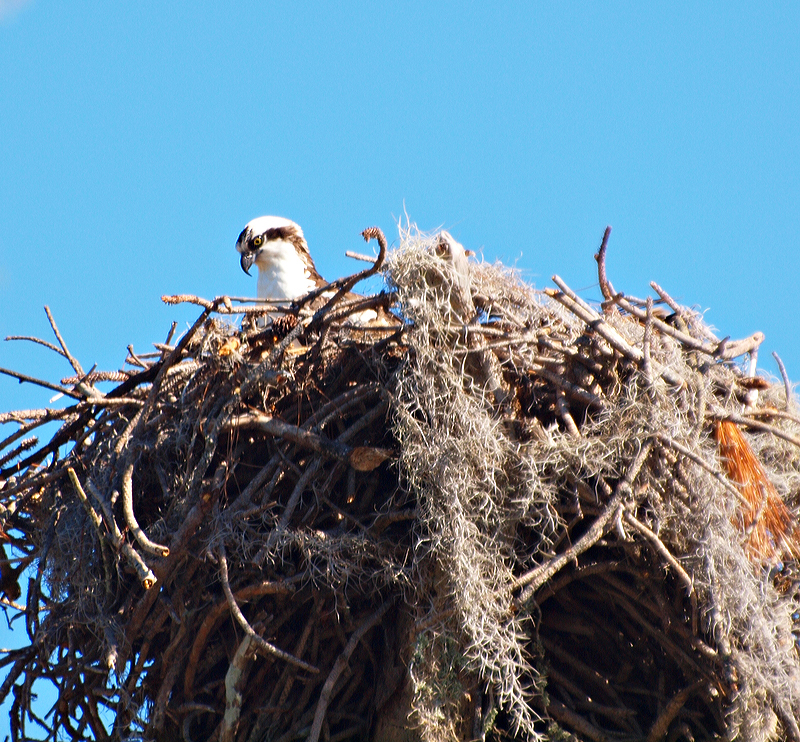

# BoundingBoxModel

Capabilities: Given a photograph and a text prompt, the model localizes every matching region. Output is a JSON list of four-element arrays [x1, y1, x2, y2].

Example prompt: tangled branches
[[385, 226, 800, 742], [1, 224, 799, 742]]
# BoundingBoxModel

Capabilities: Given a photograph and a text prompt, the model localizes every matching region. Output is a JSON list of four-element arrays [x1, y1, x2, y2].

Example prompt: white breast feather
[[255, 238, 317, 300]]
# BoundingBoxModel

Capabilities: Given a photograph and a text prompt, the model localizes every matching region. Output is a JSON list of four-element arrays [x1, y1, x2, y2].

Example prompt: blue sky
[[2, 3, 799, 409], [0, 1, 798, 735]]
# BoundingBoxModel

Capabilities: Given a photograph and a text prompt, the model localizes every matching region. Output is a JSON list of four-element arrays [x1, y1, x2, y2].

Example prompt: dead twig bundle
[[1, 224, 799, 742]]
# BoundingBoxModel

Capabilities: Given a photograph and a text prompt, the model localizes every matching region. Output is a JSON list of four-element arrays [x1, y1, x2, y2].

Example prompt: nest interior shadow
[[1, 225, 799, 742]]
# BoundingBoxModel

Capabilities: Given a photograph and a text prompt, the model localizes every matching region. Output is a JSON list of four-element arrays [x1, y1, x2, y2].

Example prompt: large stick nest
[[1, 225, 800, 742]]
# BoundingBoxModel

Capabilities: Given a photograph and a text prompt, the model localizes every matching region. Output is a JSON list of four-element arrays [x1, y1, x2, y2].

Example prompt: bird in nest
[[235, 215, 396, 327]]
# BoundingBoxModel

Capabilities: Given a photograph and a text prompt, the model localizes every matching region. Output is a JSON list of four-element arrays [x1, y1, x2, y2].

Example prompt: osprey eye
[[253, 235, 264, 247]]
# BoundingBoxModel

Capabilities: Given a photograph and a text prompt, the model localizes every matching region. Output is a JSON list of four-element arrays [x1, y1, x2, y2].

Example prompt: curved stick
[[515, 440, 653, 604], [594, 226, 616, 303], [772, 351, 793, 410], [308, 601, 392, 742], [623, 511, 698, 634], [121, 461, 170, 557], [81, 474, 157, 590], [301, 226, 389, 325], [218, 546, 319, 674]]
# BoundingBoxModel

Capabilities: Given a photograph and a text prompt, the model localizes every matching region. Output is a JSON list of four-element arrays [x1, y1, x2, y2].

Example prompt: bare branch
[[515, 441, 653, 604], [0, 366, 83, 400], [624, 511, 698, 634], [773, 351, 793, 410], [308, 601, 392, 742], [120, 461, 170, 557], [4, 335, 65, 356], [44, 306, 84, 376], [593, 225, 616, 304], [217, 546, 319, 674]]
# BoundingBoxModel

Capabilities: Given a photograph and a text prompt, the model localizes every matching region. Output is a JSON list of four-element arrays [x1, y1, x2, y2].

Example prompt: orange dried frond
[[716, 420, 799, 561]]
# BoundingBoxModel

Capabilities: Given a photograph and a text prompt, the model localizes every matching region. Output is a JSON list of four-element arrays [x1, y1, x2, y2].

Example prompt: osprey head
[[235, 215, 323, 301], [235, 216, 302, 275]]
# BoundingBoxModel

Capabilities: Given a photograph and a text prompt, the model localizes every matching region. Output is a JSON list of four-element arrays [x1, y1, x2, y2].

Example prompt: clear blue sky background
[[1, 2, 798, 736]]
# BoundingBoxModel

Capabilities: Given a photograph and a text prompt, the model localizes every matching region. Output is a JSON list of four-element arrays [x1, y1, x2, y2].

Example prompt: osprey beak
[[240, 252, 255, 276]]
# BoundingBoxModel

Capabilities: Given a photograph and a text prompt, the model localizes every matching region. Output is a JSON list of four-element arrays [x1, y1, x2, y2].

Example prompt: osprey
[[235, 215, 395, 326], [235, 216, 324, 301]]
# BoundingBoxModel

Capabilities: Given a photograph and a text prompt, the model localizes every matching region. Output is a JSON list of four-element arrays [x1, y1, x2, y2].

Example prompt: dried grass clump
[[1, 223, 800, 742]]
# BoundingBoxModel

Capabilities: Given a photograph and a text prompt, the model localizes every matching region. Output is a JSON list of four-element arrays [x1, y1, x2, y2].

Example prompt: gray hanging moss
[[1, 224, 799, 742]]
